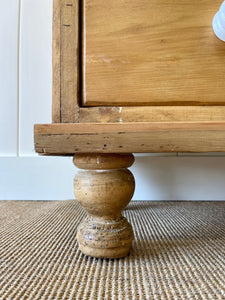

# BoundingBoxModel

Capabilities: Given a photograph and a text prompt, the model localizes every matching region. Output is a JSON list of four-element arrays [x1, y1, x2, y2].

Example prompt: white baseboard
[[0, 157, 74, 200], [0, 156, 225, 200]]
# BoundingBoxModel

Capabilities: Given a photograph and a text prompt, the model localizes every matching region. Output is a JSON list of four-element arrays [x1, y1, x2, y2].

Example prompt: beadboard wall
[[1, 0, 225, 200]]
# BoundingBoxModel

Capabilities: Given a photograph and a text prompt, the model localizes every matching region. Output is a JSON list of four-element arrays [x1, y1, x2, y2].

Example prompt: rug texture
[[0, 200, 225, 300]]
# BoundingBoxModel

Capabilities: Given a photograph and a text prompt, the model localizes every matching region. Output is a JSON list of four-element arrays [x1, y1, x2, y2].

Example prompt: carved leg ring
[[73, 154, 135, 259]]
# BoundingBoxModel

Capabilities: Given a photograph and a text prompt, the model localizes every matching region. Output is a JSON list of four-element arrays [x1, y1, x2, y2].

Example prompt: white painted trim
[[0, 157, 75, 201], [1, 156, 225, 201], [0, 0, 19, 156], [19, 0, 52, 156], [17, 0, 22, 157]]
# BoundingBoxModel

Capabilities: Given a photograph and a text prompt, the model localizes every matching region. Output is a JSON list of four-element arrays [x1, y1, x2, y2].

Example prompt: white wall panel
[[19, 0, 52, 156], [0, 0, 19, 156]]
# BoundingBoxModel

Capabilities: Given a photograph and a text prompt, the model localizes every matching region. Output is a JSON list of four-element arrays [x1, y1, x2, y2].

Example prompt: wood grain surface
[[52, 0, 80, 123], [79, 106, 225, 123], [52, 0, 61, 122], [34, 122, 225, 154], [74, 153, 135, 258], [82, 0, 225, 106]]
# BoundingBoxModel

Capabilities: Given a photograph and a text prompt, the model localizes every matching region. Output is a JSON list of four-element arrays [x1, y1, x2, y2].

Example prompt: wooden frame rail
[[35, 122, 225, 154]]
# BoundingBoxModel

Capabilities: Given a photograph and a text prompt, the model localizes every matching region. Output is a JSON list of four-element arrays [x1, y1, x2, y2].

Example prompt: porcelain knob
[[213, 1, 225, 42]]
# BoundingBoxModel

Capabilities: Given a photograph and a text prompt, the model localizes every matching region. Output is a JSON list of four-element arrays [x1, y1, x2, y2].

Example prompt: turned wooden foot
[[73, 154, 135, 259]]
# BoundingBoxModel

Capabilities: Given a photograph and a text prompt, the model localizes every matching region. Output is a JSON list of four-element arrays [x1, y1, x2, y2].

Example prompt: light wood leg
[[73, 154, 135, 259]]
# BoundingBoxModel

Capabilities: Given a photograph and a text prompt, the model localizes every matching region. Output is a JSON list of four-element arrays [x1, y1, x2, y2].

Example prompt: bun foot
[[73, 154, 135, 259]]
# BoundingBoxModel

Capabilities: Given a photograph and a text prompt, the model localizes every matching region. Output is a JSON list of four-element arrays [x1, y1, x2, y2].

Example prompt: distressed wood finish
[[83, 0, 225, 106], [74, 154, 135, 259], [79, 106, 225, 123], [52, 0, 61, 123], [34, 122, 225, 154], [52, 0, 80, 123], [36, 0, 225, 260]]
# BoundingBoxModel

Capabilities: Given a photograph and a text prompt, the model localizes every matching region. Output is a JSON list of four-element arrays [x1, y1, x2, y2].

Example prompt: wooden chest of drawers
[[35, 0, 225, 258]]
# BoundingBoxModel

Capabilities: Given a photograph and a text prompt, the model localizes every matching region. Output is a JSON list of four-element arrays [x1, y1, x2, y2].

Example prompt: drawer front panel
[[82, 0, 225, 106]]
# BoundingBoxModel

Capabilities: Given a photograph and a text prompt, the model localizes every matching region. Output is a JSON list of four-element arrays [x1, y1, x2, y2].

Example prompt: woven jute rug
[[0, 200, 225, 300]]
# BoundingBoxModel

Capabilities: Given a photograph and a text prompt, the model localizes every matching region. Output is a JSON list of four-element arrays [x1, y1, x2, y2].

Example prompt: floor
[[0, 200, 225, 299]]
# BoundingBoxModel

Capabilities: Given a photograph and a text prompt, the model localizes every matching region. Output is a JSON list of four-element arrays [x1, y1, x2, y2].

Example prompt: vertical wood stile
[[52, 0, 80, 123], [52, 0, 61, 123]]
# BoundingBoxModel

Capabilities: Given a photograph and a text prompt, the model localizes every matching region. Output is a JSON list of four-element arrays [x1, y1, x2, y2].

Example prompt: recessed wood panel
[[82, 0, 225, 106]]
